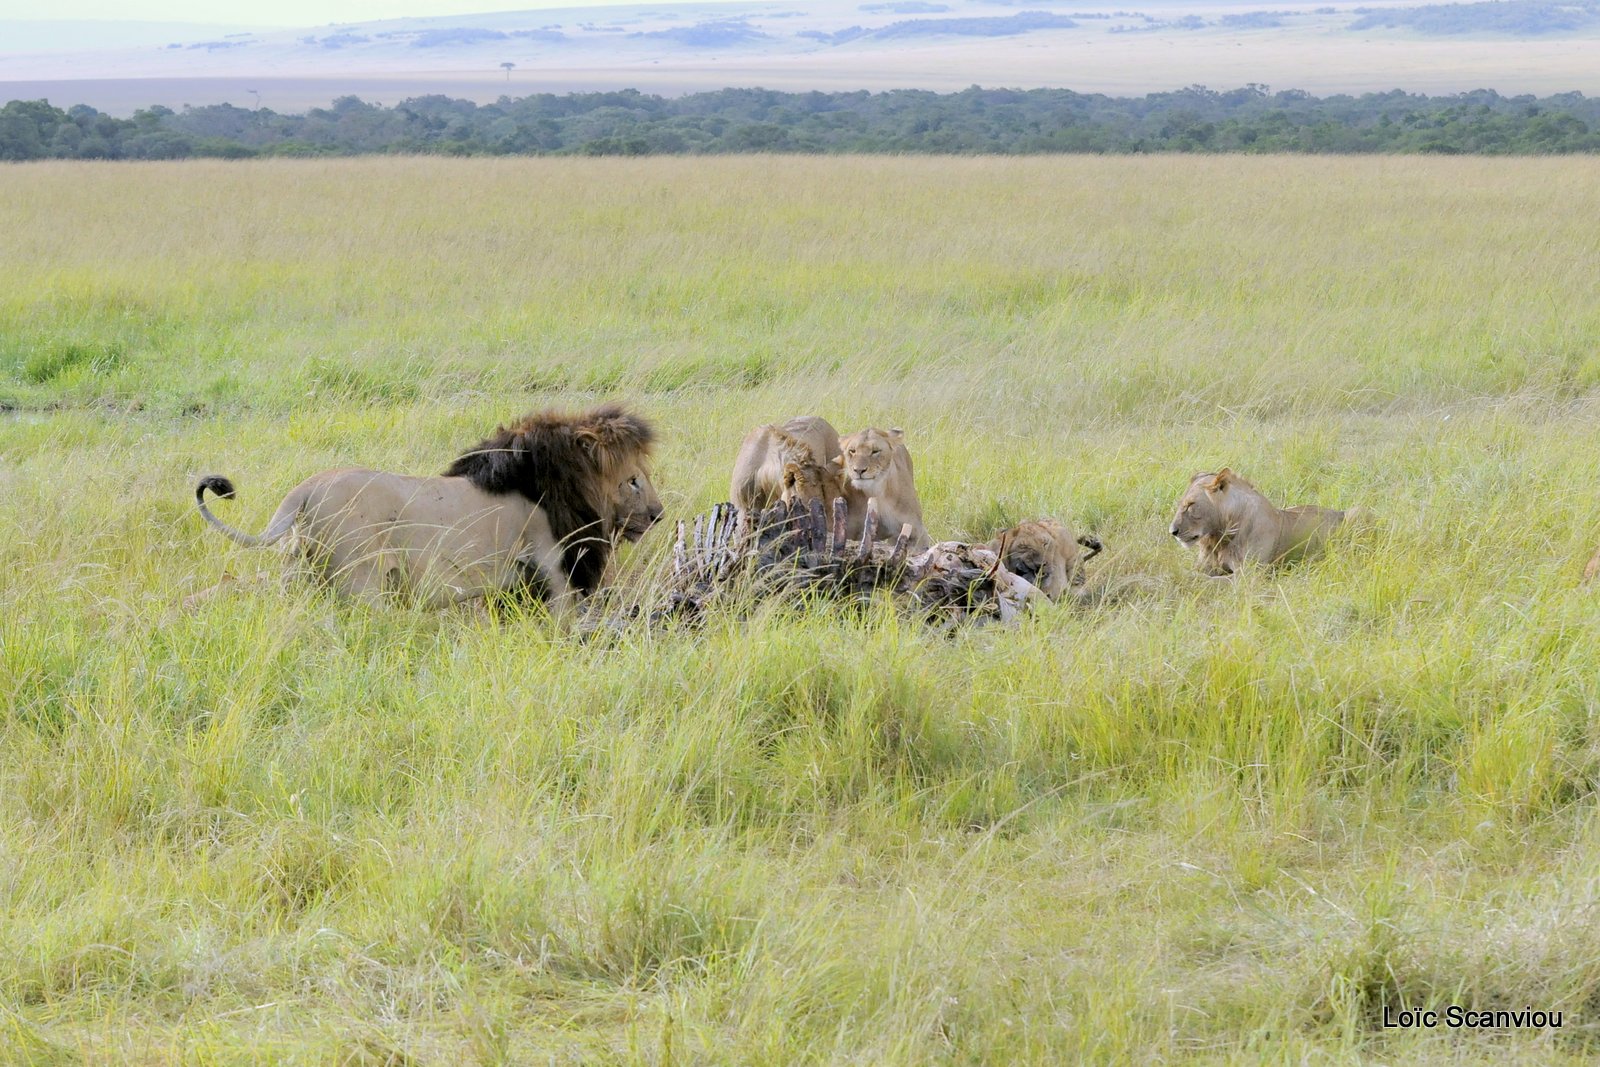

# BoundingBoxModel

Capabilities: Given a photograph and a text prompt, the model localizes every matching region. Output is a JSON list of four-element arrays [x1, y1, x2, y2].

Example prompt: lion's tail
[[1076, 534, 1103, 563], [195, 475, 302, 547]]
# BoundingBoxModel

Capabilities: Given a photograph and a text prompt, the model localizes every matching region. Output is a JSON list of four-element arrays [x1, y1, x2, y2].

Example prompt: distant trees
[[2, 86, 1599, 161]]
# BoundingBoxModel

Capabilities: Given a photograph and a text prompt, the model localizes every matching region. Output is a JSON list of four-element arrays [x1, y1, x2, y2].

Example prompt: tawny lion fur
[[193, 404, 662, 613], [835, 426, 930, 550], [1169, 468, 1345, 576], [730, 416, 858, 513], [988, 519, 1103, 600]]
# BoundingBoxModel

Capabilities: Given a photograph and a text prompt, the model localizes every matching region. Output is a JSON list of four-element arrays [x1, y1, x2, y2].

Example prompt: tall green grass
[[3, 156, 1600, 1061]]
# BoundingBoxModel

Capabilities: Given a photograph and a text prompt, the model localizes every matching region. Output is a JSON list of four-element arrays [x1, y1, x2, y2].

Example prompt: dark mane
[[444, 403, 655, 595]]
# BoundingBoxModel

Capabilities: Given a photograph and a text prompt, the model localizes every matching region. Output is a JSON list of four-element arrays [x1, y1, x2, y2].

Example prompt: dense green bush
[[4, 85, 1600, 161]]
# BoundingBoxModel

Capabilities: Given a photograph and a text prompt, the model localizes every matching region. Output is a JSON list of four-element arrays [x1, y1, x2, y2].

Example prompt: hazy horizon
[[0, 1, 620, 26], [4, 0, 1597, 115]]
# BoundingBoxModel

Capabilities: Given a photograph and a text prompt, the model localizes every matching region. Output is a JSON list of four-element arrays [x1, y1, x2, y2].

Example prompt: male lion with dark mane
[[193, 403, 662, 615], [1170, 468, 1345, 576]]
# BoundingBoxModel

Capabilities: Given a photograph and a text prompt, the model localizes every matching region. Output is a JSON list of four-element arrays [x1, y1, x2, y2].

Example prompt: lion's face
[[1171, 471, 1230, 545], [838, 427, 905, 491], [613, 461, 664, 542], [780, 460, 830, 507]]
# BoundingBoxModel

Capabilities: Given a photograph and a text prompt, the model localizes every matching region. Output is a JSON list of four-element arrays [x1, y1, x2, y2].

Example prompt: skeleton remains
[[649, 496, 1091, 628]]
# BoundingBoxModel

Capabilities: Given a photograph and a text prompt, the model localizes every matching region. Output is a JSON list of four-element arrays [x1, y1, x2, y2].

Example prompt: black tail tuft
[[197, 475, 237, 502], [1077, 534, 1103, 562]]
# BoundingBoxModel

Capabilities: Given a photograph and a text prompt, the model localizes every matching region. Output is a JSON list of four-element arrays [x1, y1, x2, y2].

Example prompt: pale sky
[[0, 1, 616, 26]]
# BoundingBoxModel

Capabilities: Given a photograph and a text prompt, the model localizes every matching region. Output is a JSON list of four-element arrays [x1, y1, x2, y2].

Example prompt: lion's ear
[[575, 404, 655, 465], [1205, 468, 1234, 492], [889, 427, 906, 440], [830, 454, 844, 469]]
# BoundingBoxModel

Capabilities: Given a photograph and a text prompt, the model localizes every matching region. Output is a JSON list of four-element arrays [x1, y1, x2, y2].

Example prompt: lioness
[[1170, 468, 1344, 576], [988, 519, 1103, 600], [835, 427, 930, 550], [730, 416, 856, 512], [194, 404, 662, 613]]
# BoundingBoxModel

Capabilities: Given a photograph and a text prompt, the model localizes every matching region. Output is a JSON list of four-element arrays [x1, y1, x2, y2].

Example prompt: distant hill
[[5, 0, 1600, 110], [0, 19, 272, 53], [1349, 0, 1600, 35]]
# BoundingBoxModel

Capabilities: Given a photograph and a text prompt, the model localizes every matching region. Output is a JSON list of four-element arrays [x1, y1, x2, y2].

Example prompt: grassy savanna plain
[[4, 156, 1600, 1063]]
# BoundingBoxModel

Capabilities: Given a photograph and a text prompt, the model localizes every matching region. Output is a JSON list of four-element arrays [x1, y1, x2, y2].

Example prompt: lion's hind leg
[[316, 539, 406, 604], [341, 560, 405, 603]]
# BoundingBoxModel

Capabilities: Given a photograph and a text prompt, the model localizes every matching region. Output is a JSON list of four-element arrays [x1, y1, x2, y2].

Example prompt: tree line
[[3, 85, 1599, 160]]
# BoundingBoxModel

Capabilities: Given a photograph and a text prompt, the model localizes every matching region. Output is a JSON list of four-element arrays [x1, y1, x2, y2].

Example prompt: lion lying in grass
[[193, 404, 661, 614], [1169, 468, 1345, 576]]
